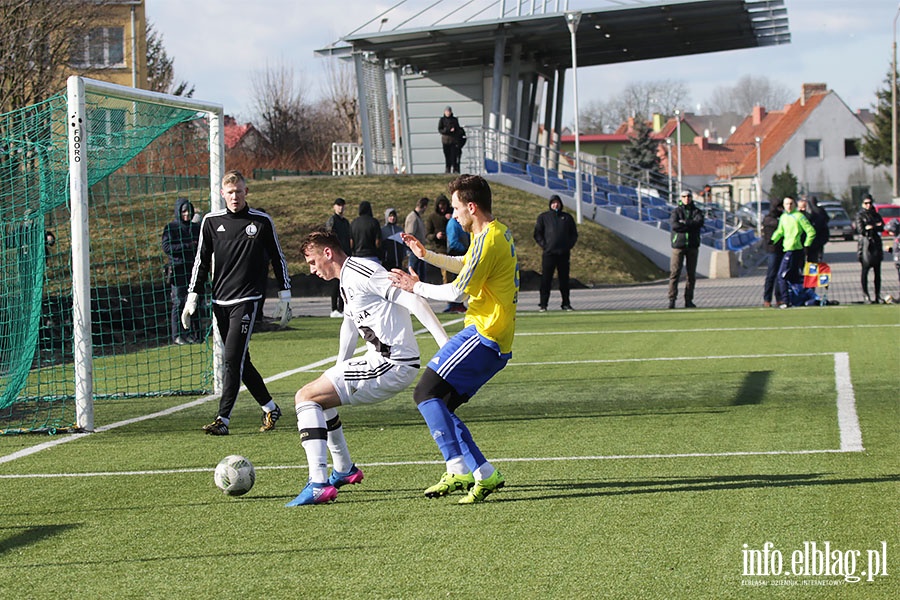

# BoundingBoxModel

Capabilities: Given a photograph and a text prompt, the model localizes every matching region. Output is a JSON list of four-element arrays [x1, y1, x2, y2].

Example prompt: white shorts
[[324, 353, 419, 406]]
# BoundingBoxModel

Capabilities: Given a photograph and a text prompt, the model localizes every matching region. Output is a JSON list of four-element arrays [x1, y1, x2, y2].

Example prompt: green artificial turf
[[0, 307, 897, 599]]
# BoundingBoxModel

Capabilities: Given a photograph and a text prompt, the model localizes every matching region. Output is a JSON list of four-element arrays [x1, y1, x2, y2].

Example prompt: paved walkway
[[280, 240, 900, 317]]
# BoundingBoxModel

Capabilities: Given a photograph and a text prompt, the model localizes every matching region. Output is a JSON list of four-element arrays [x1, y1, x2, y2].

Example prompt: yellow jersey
[[453, 219, 519, 354]]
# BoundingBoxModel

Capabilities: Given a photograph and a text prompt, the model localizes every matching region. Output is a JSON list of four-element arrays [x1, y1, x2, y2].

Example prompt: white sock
[[473, 462, 495, 481], [323, 407, 353, 474], [446, 456, 468, 475], [295, 401, 328, 483], [262, 400, 277, 413]]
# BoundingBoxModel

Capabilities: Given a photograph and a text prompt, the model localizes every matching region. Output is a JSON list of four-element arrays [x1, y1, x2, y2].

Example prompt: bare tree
[[0, 0, 105, 113], [250, 60, 311, 160], [578, 99, 609, 134], [323, 59, 360, 143], [579, 80, 691, 133], [705, 75, 793, 114]]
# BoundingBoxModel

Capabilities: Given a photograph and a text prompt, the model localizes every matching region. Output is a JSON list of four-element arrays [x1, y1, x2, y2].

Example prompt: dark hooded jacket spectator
[[350, 200, 382, 260]]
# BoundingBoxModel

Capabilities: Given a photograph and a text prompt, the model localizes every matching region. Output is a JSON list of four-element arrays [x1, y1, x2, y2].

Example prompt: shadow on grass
[[733, 370, 771, 405], [500, 473, 900, 503], [0, 523, 81, 556]]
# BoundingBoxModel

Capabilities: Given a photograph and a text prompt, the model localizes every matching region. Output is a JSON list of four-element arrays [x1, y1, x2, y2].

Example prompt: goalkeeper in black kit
[[183, 170, 292, 436]]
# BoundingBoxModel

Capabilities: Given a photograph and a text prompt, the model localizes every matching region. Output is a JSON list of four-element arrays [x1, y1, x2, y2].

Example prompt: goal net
[[0, 77, 224, 434]]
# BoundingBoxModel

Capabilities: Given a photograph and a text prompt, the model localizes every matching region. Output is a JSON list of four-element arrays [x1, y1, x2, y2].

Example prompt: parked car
[[817, 201, 855, 241], [874, 203, 900, 236], [736, 201, 770, 228]]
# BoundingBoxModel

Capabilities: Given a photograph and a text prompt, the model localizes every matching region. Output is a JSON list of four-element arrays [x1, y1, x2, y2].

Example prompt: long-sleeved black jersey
[[188, 205, 291, 305]]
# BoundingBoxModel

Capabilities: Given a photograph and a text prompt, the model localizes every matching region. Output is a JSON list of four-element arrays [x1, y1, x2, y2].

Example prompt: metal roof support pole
[[552, 68, 565, 174], [521, 72, 539, 161], [507, 44, 522, 162], [490, 29, 506, 135], [397, 67, 413, 173], [390, 66, 404, 173], [541, 75, 555, 170]]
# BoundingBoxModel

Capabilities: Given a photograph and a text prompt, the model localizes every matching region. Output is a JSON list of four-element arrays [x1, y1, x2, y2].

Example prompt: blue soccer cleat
[[285, 481, 338, 507]]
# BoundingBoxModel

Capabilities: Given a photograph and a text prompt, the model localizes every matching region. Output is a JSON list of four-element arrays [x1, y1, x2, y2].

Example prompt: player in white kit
[[287, 229, 449, 506]]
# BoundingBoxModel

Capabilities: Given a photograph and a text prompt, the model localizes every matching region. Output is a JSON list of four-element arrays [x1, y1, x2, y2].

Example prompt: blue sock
[[417, 398, 461, 462], [450, 413, 486, 471]]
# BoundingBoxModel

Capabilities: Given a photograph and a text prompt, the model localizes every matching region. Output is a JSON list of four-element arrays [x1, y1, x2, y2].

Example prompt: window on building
[[844, 139, 860, 157], [804, 139, 821, 159], [71, 27, 125, 68], [89, 108, 126, 145]]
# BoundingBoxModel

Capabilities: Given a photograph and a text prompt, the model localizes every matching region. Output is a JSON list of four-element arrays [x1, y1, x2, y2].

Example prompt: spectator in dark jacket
[[761, 203, 784, 307], [533, 194, 578, 311], [426, 194, 451, 285], [425, 194, 451, 254], [668, 189, 705, 309], [856, 194, 885, 303], [381, 207, 405, 271], [799, 195, 829, 263], [162, 197, 201, 343], [325, 198, 351, 317], [438, 106, 464, 174], [350, 200, 382, 262]]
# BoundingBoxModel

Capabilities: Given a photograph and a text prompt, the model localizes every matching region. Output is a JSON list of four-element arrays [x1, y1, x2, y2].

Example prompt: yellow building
[[70, 0, 147, 90]]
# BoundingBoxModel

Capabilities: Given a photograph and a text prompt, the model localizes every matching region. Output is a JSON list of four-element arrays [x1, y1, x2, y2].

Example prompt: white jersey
[[340, 257, 420, 365]]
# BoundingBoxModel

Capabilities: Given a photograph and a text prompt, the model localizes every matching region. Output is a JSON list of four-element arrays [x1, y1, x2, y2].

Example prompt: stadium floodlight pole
[[666, 138, 673, 199], [756, 136, 762, 238], [893, 5, 899, 198], [566, 10, 583, 224], [675, 109, 682, 195]]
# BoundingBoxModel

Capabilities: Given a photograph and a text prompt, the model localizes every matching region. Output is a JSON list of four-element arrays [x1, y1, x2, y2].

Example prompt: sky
[[146, 0, 898, 125]]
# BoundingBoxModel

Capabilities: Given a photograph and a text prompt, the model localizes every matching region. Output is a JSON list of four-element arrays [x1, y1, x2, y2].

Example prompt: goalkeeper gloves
[[181, 292, 198, 330], [273, 289, 292, 328]]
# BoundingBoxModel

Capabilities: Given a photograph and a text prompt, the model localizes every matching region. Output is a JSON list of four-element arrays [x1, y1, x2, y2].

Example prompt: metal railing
[[465, 125, 748, 249]]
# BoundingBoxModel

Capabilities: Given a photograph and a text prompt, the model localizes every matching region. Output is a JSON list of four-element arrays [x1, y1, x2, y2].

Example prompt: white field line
[[0, 449, 858, 480], [516, 323, 900, 336], [0, 348, 863, 468], [833, 352, 864, 452]]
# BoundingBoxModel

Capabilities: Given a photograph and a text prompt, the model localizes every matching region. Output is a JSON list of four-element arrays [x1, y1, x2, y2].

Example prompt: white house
[[727, 84, 890, 206]]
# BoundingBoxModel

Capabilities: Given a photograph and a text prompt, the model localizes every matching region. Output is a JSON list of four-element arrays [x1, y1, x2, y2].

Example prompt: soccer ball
[[213, 455, 255, 496]]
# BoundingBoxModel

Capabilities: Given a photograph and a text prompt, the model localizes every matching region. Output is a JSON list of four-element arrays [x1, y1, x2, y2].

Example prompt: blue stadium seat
[[484, 158, 499, 173], [527, 164, 545, 178], [608, 193, 637, 207], [621, 206, 640, 220], [500, 161, 525, 175], [548, 178, 568, 190], [648, 207, 670, 221]]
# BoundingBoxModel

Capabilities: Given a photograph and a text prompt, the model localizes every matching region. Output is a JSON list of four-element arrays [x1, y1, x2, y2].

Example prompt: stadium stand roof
[[317, 0, 790, 74]]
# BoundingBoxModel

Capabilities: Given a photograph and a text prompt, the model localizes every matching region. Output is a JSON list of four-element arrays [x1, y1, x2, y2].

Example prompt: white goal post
[[66, 76, 225, 432]]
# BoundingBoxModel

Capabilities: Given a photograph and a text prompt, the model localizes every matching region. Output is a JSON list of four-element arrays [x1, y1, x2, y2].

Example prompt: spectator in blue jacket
[[443, 206, 470, 313]]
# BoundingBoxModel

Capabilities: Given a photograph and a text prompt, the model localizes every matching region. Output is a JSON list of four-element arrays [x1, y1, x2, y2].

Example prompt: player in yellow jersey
[[390, 174, 519, 503]]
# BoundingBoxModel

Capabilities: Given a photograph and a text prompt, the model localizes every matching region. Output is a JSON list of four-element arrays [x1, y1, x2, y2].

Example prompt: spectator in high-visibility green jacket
[[770, 196, 816, 307]]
